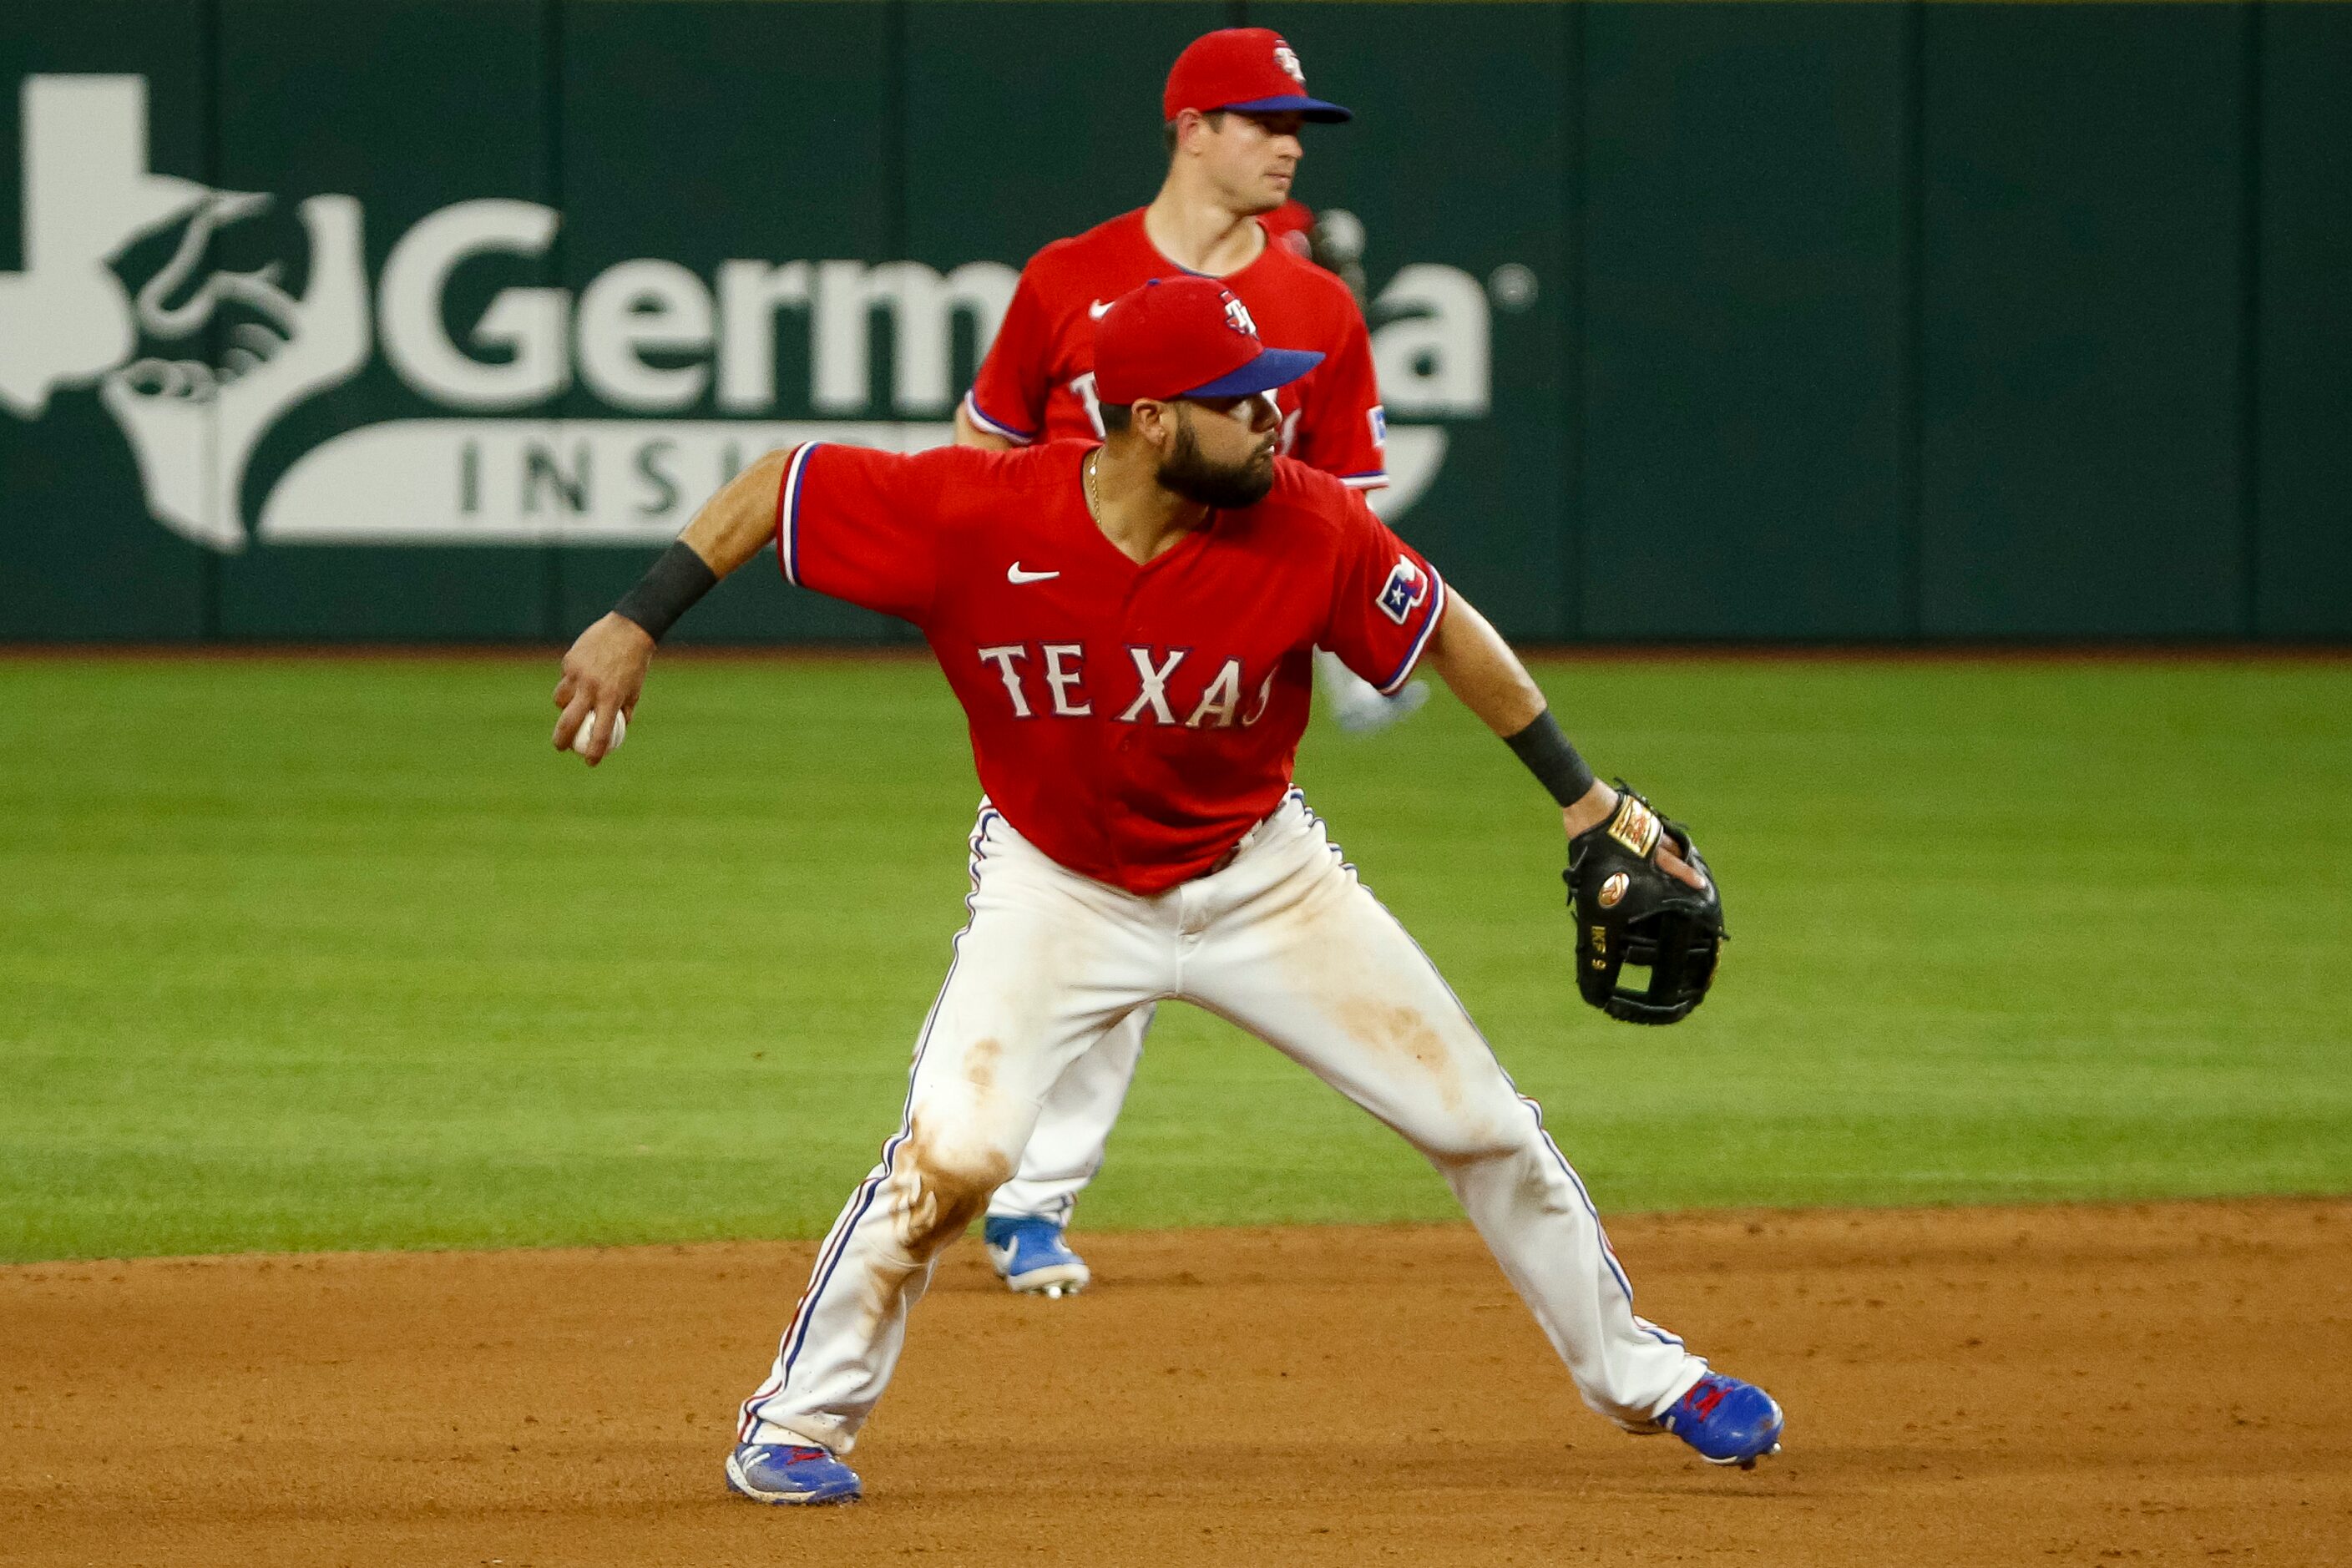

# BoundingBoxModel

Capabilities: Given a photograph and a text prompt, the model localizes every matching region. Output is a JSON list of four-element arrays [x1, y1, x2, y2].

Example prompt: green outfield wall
[[2, 1, 2345, 644]]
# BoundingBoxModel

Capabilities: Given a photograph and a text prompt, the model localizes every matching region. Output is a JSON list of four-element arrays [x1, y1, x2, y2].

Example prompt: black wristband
[[612, 541, 720, 643], [1503, 708, 1599, 808]]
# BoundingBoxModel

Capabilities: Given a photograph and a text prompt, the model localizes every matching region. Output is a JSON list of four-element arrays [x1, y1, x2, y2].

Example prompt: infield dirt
[[6, 1200, 2347, 1566]]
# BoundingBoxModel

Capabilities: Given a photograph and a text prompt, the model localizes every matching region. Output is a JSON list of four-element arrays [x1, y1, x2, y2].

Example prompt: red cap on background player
[[1094, 276, 1324, 404], [1163, 28, 1352, 124]]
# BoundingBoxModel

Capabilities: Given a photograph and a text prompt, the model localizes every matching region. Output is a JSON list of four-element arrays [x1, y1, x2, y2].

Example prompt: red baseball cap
[[1093, 276, 1324, 405], [1163, 28, 1352, 124]]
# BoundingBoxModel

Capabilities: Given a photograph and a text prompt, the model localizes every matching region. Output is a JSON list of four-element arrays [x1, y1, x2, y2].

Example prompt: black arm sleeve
[[1503, 708, 1598, 808], [612, 540, 721, 643]]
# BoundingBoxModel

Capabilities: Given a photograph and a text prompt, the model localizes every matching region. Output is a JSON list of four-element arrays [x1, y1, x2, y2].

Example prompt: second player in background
[[953, 28, 1425, 1294]]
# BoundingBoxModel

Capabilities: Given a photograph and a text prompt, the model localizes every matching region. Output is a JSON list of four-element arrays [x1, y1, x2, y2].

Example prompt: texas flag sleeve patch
[[1378, 556, 1430, 625]]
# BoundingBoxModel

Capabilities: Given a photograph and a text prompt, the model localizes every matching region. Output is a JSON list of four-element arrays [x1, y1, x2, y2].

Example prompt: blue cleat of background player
[[984, 1215, 1092, 1298], [1656, 1373, 1786, 1469]]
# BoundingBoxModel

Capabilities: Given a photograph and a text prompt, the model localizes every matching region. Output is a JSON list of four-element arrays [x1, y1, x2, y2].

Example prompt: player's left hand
[[1562, 783, 1727, 1025], [552, 612, 654, 766], [1561, 782, 1706, 890]]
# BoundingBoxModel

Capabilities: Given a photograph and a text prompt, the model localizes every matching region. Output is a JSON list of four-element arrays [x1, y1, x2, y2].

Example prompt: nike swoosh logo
[[1007, 563, 1060, 584], [1088, 299, 1111, 321]]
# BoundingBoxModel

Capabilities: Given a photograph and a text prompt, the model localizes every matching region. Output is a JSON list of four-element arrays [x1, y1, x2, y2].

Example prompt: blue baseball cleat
[[1657, 1373, 1785, 1469], [725, 1441, 862, 1505], [983, 1215, 1091, 1297]]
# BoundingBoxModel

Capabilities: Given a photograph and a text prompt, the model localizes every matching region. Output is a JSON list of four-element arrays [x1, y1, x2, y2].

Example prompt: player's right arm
[[553, 448, 792, 763], [953, 400, 1015, 452], [959, 263, 1055, 448], [554, 443, 942, 764]]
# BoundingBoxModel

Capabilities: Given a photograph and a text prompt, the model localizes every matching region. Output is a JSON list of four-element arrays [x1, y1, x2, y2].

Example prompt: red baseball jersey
[[964, 210, 1388, 490], [775, 440, 1444, 894]]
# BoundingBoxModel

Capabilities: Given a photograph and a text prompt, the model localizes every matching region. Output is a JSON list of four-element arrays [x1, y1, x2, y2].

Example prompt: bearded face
[[1156, 403, 1277, 509]]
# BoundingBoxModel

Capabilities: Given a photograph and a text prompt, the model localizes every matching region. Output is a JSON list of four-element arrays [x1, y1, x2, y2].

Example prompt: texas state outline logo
[[0, 76, 368, 551]]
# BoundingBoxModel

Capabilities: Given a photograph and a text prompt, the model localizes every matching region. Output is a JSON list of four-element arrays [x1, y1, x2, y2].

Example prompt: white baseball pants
[[738, 794, 1707, 1454], [983, 1001, 1147, 1225], [988, 656, 1424, 1225]]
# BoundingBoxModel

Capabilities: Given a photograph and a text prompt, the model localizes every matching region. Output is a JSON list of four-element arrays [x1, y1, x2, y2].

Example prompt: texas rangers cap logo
[[1223, 295, 1259, 339], [1273, 42, 1306, 88], [1377, 556, 1429, 624]]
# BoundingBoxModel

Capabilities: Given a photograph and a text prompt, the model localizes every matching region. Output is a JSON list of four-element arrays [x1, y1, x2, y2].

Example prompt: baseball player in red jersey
[[952, 29, 1429, 1298], [956, 31, 1383, 482], [553, 276, 1787, 1504]]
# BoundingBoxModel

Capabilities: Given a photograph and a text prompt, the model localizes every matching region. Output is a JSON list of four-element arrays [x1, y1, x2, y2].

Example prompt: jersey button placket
[[1099, 572, 1151, 881], [1160, 524, 1208, 964], [1110, 584, 1146, 796]]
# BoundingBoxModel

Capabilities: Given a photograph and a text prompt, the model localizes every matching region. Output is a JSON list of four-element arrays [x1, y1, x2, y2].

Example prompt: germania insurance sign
[[1, 73, 1495, 555]]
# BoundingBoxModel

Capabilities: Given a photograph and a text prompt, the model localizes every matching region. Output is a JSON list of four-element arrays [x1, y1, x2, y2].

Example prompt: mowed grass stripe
[[3, 654, 2346, 1262]]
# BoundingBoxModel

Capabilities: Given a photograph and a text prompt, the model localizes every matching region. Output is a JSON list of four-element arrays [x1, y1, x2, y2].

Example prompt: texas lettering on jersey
[[775, 440, 1444, 894], [963, 210, 1388, 489], [974, 643, 1279, 729]]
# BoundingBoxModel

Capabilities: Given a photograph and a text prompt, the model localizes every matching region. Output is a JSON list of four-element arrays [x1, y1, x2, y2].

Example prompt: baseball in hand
[[574, 710, 626, 755]]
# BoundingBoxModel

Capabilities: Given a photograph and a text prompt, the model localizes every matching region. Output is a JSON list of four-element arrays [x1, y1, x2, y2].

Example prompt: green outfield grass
[[3, 652, 2348, 1263]]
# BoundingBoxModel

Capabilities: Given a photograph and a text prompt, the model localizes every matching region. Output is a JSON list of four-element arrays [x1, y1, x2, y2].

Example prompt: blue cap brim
[[1219, 94, 1353, 124], [1183, 346, 1324, 399]]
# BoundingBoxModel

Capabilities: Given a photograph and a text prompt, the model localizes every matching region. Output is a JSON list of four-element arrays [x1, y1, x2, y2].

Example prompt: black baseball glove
[[1563, 785, 1726, 1025]]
